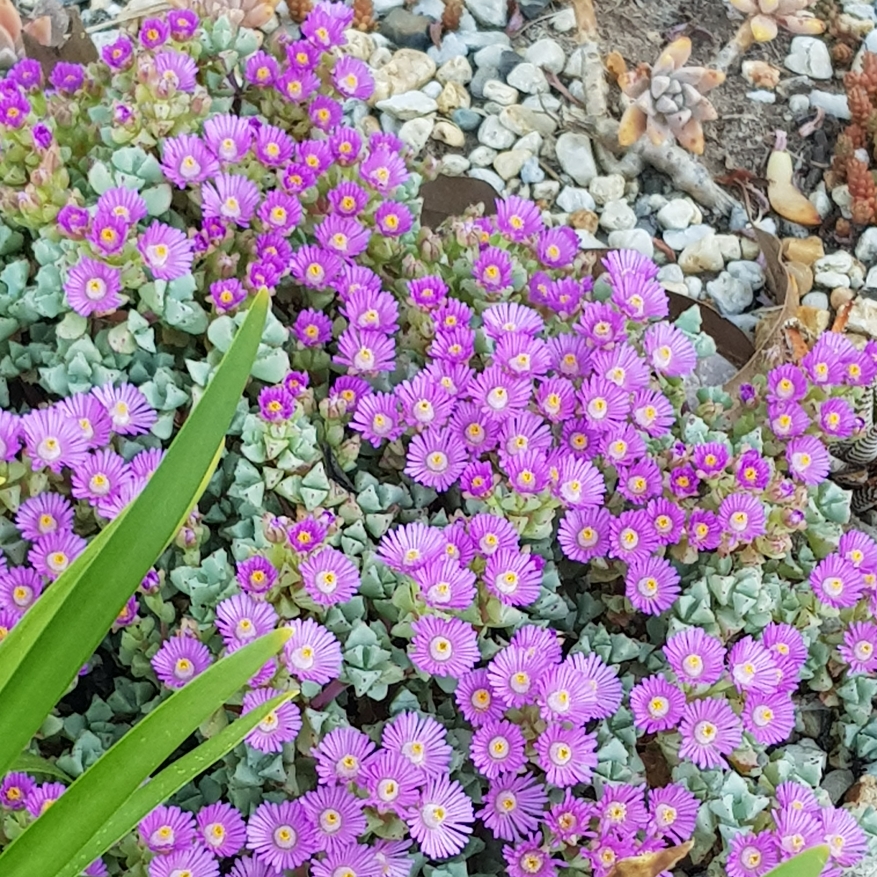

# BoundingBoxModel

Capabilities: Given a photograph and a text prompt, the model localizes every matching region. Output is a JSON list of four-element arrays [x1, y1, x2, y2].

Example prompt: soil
[[508, 0, 852, 215]]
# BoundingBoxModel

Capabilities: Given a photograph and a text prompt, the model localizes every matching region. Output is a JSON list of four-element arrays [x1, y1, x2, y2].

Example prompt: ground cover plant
[[0, 3, 874, 877]]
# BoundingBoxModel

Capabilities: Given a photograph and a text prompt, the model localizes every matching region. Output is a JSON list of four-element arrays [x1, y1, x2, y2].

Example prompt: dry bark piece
[[419, 175, 499, 230]]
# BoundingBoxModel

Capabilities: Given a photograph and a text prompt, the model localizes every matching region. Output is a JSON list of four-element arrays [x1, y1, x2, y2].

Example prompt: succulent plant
[[729, 0, 825, 42], [167, 0, 280, 29], [618, 37, 725, 155]]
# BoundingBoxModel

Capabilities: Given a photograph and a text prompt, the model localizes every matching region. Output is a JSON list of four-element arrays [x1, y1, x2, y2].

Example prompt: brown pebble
[[569, 210, 599, 233], [781, 236, 825, 266], [786, 261, 813, 296], [830, 287, 855, 310]]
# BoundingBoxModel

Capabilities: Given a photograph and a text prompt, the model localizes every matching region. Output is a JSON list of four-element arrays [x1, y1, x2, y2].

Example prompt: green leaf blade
[[0, 290, 269, 779], [0, 628, 290, 877], [762, 846, 830, 877]]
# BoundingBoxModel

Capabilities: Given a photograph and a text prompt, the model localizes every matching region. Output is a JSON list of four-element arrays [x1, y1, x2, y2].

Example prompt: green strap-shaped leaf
[[11, 752, 71, 783], [0, 628, 290, 877], [762, 846, 829, 877], [58, 689, 295, 877], [0, 290, 269, 779]]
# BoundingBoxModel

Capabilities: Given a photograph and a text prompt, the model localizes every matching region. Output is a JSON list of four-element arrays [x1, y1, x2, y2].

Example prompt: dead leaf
[[666, 291, 754, 368], [832, 299, 853, 333], [571, 0, 597, 42], [428, 19, 442, 48], [607, 841, 694, 877], [419, 175, 499, 230], [605, 50, 627, 81], [22, 6, 97, 77], [505, 3, 525, 37], [724, 227, 799, 392]]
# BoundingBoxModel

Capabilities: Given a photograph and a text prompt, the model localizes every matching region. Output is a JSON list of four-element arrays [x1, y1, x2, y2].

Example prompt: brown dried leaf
[[23, 16, 53, 46], [607, 841, 693, 877], [419, 175, 499, 230], [666, 292, 754, 367], [725, 227, 798, 392], [605, 51, 627, 82], [618, 104, 648, 147]]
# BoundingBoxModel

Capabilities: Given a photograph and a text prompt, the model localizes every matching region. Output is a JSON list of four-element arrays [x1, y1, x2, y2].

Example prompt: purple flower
[[235, 556, 278, 599], [728, 636, 778, 694], [382, 711, 452, 776], [15, 492, 73, 541], [726, 831, 779, 877], [718, 494, 767, 543], [257, 191, 302, 234], [545, 792, 593, 846], [578, 375, 629, 432], [536, 227, 578, 268], [64, 257, 123, 317], [98, 187, 148, 226], [483, 302, 544, 339], [0, 92, 29, 128], [32, 124, 52, 150], [600, 425, 646, 468], [215, 593, 277, 650], [292, 309, 333, 347], [298, 138, 333, 173], [470, 366, 531, 422], [558, 507, 612, 563], [202, 174, 260, 227], [151, 636, 212, 688], [535, 725, 598, 788], [686, 509, 722, 551], [774, 809, 821, 859], [692, 442, 730, 476], [57, 205, 90, 237], [803, 334, 847, 386], [631, 389, 675, 438], [360, 750, 420, 815], [819, 398, 857, 439], [85, 215, 126, 257], [254, 122, 295, 166], [309, 95, 343, 132], [410, 615, 479, 677], [664, 627, 726, 686], [625, 556, 681, 614], [361, 148, 409, 193], [9, 59, 42, 90], [408, 275, 448, 309], [161, 134, 219, 188], [630, 675, 685, 733], [609, 510, 658, 563], [405, 428, 468, 491], [375, 201, 414, 237], [0, 567, 43, 616], [678, 697, 742, 770], [504, 835, 558, 877], [29, 531, 86, 580], [474, 246, 514, 292], [93, 382, 157, 435], [138, 222, 194, 280], [139, 803, 197, 853], [743, 691, 794, 744], [196, 802, 246, 859], [0, 772, 35, 810], [332, 55, 374, 99], [300, 547, 360, 606], [649, 784, 699, 844], [139, 17, 169, 48], [154, 50, 198, 92], [26, 781, 66, 817], [767, 364, 807, 402], [350, 392, 404, 446], [480, 775, 548, 843], [455, 668, 503, 726], [598, 783, 648, 837], [840, 620, 877, 674], [786, 436, 831, 485], [168, 9, 199, 39], [496, 195, 543, 241], [245, 51, 279, 86], [283, 618, 342, 684], [768, 401, 809, 439], [471, 719, 527, 779], [22, 408, 90, 472], [406, 777, 474, 859], [329, 127, 364, 165], [821, 807, 868, 869], [209, 278, 247, 312], [274, 68, 320, 103], [315, 215, 371, 259], [643, 322, 697, 376], [247, 801, 315, 872], [301, 1, 350, 47], [313, 726, 376, 786], [514, 624, 563, 665], [242, 687, 301, 753], [49, 62, 84, 93], [335, 328, 396, 374], [810, 554, 864, 609], [290, 244, 343, 289], [101, 36, 134, 69], [535, 663, 593, 725], [505, 450, 551, 494], [203, 113, 252, 162]]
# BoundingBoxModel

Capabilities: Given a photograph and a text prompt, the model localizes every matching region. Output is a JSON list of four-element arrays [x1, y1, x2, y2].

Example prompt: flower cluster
[[726, 782, 866, 877]]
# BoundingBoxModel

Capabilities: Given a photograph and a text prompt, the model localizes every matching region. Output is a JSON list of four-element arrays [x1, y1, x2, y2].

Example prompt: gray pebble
[[520, 156, 545, 184], [726, 260, 765, 292], [663, 224, 713, 251], [607, 229, 654, 259], [469, 66, 498, 100], [556, 187, 596, 213], [707, 271, 754, 316], [468, 168, 505, 193], [452, 108, 482, 131], [802, 291, 830, 309], [427, 33, 469, 64]]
